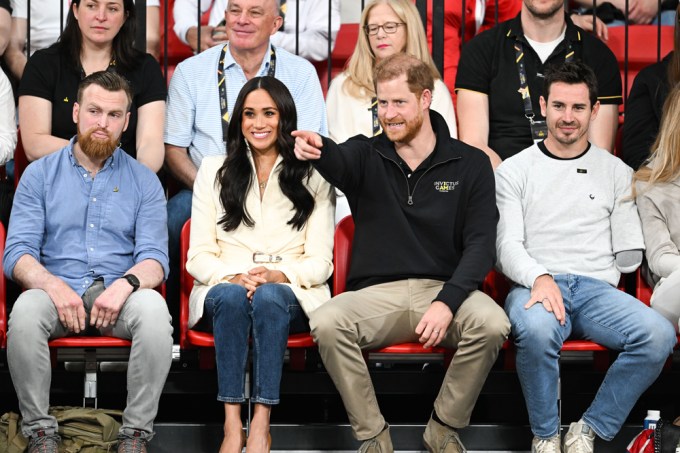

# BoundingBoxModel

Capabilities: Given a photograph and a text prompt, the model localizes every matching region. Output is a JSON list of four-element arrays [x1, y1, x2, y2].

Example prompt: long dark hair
[[58, 0, 141, 72], [217, 76, 315, 232]]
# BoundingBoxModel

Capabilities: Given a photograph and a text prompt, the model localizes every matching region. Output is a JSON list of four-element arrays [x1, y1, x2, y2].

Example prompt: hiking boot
[[423, 417, 467, 453], [118, 432, 148, 453], [563, 421, 595, 453], [532, 434, 561, 453], [27, 430, 60, 453], [358, 424, 393, 453]]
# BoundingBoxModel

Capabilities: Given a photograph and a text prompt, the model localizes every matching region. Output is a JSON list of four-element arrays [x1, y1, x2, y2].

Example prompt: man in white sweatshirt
[[495, 61, 677, 453]]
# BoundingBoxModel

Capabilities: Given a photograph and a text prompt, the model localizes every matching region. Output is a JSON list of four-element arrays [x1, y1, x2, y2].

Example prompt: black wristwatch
[[122, 274, 140, 292]]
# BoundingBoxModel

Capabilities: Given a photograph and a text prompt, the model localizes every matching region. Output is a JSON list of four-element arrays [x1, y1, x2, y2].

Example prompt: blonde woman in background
[[327, 0, 456, 144], [633, 85, 680, 332], [326, 0, 457, 221]]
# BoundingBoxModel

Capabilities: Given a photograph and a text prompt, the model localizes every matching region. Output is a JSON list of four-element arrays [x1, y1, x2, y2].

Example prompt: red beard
[[77, 126, 119, 160]]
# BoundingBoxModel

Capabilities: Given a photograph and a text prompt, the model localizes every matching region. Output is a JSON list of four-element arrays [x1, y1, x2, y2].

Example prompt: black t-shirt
[[456, 13, 622, 161], [622, 53, 670, 170], [18, 45, 166, 158]]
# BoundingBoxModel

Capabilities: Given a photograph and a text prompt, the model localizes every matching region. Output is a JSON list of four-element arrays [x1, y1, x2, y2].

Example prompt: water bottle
[[644, 410, 660, 430]]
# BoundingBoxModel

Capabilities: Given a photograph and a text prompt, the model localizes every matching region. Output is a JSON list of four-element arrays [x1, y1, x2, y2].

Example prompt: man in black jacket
[[293, 53, 510, 453]]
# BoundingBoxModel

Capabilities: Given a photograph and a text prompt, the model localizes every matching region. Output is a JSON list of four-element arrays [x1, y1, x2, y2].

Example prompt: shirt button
[[92, 198, 97, 202], [83, 173, 88, 178], [90, 247, 94, 251], [89, 224, 94, 228]]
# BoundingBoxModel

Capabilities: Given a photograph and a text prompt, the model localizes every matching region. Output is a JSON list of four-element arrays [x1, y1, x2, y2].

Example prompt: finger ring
[[434, 330, 440, 334]]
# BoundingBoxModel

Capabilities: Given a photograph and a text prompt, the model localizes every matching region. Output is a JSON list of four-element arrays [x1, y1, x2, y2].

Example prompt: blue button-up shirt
[[3, 139, 169, 295]]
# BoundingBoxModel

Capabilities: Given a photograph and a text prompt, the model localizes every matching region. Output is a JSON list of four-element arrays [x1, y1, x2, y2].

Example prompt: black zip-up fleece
[[314, 111, 498, 314]]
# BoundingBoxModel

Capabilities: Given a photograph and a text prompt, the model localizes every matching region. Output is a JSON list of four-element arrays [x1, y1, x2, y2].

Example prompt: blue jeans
[[505, 274, 676, 440], [202, 283, 309, 405]]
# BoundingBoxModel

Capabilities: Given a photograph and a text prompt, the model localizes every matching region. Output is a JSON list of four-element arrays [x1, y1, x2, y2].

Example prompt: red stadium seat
[[606, 25, 674, 97], [635, 268, 653, 306], [48, 337, 133, 407], [315, 23, 360, 95], [332, 215, 451, 359], [159, 0, 202, 68], [179, 219, 314, 371]]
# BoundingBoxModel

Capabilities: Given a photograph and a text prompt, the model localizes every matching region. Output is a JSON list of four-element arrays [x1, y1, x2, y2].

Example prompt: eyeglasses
[[364, 22, 405, 36]]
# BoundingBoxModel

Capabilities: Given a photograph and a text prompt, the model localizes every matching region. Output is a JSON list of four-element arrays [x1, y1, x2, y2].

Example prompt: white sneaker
[[532, 434, 561, 453], [563, 421, 595, 453]]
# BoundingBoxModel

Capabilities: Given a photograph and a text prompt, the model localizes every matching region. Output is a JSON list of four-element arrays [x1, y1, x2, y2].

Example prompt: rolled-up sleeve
[[3, 163, 46, 280], [133, 170, 170, 279]]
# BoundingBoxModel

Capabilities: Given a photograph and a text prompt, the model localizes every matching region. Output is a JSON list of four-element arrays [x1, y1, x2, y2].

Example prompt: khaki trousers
[[309, 279, 510, 440]]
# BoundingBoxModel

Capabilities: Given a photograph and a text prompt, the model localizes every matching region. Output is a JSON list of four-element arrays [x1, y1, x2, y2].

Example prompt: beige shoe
[[563, 421, 595, 453], [532, 434, 561, 453], [423, 417, 466, 453], [358, 424, 393, 453]]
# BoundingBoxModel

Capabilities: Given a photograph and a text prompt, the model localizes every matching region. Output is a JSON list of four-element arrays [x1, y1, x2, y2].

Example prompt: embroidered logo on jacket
[[434, 181, 459, 192]]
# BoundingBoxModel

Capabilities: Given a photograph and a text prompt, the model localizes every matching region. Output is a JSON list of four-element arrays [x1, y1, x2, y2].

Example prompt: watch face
[[124, 274, 140, 291]]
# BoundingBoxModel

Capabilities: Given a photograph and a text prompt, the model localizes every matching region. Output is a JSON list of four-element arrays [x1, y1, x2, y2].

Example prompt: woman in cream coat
[[633, 86, 680, 332], [186, 76, 334, 453]]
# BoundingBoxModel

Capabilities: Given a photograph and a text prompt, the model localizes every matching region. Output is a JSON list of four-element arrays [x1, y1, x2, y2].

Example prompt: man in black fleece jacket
[[293, 53, 510, 453]]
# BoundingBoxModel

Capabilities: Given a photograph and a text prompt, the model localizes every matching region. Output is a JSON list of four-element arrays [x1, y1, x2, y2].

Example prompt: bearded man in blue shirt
[[3, 71, 172, 453]]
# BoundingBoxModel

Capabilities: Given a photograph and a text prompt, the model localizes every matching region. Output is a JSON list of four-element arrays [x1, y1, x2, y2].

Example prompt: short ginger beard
[[381, 109, 424, 144], [77, 125, 119, 161]]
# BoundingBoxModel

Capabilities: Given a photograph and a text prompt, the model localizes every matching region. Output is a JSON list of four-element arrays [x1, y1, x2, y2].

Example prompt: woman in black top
[[18, 0, 165, 172]]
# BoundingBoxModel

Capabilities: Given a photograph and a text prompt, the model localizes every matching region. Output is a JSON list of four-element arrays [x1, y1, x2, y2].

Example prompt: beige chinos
[[310, 279, 510, 440]]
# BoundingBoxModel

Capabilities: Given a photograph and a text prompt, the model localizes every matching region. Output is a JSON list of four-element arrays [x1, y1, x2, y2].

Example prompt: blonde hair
[[343, 0, 441, 98], [632, 84, 680, 198]]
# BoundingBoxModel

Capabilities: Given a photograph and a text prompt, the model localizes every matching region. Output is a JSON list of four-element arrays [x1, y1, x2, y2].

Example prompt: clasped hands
[[229, 266, 289, 299], [51, 278, 131, 333]]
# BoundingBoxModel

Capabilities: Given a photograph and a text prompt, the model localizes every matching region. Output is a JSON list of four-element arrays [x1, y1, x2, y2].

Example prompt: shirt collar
[[505, 12, 582, 44], [537, 139, 591, 160], [223, 41, 275, 76]]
